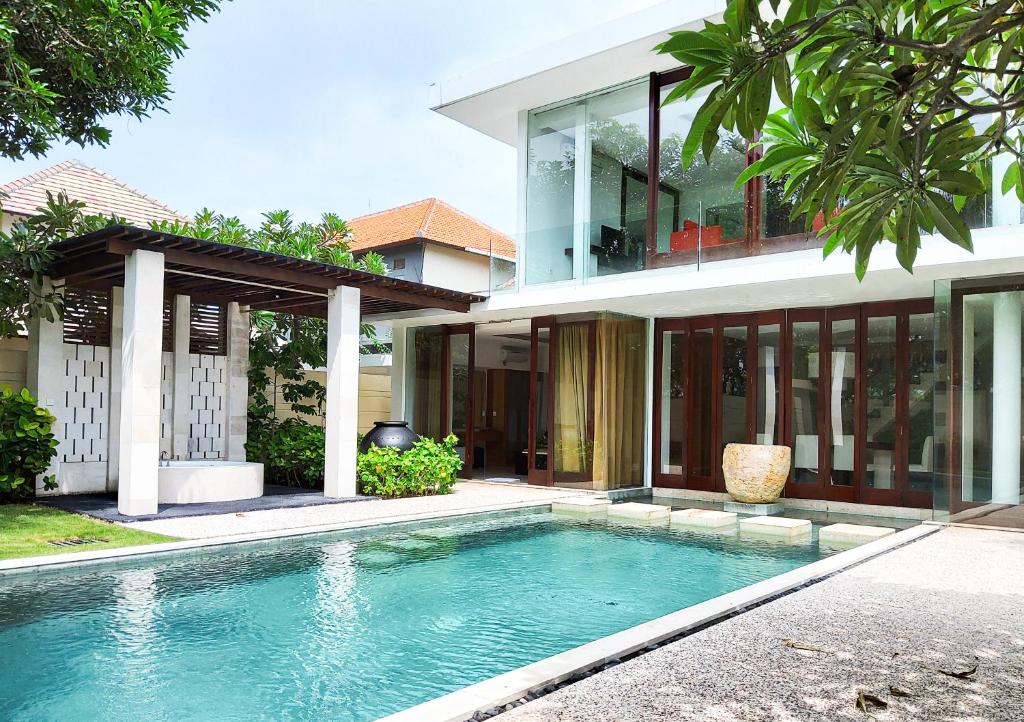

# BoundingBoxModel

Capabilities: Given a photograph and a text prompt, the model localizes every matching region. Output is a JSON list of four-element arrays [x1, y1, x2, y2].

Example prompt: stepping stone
[[607, 502, 671, 522], [552, 497, 612, 516], [671, 509, 737, 529], [819, 523, 895, 545], [739, 515, 812, 538]]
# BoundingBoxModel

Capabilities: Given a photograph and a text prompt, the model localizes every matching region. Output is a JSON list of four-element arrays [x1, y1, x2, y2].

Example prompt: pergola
[[36, 225, 483, 516]]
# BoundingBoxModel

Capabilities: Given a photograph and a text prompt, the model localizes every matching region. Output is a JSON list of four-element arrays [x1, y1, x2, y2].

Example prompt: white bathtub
[[157, 461, 264, 504]]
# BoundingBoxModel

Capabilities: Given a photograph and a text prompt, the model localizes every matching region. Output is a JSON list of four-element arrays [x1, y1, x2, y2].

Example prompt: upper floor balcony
[[488, 71, 1023, 296]]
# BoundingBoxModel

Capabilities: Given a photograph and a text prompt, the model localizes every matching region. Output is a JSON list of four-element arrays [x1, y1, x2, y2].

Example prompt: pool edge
[[0, 498, 560, 575], [375, 523, 940, 722]]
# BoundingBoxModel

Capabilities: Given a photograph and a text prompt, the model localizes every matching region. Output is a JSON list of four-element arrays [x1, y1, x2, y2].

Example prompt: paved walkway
[[503, 526, 1024, 722], [123, 481, 590, 539]]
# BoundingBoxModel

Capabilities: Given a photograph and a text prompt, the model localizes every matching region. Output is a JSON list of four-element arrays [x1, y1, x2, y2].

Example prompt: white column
[[172, 294, 191, 459], [107, 286, 124, 491], [324, 285, 361, 498], [27, 276, 64, 493], [225, 301, 249, 461], [389, 326, 407, 422], [991, 292, 1022, 504], [118, 250, 165, 516], [572, 102, 591, 281]]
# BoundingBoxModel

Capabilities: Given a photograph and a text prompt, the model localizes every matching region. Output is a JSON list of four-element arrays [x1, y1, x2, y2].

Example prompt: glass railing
[[493, 157, 1023, 295]]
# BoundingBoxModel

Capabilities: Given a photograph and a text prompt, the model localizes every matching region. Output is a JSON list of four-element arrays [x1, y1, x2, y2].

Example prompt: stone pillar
[[389, 326, 407, 422], [107, 286, 124, 491], [118, 250, 165, 516], [991, 292, 1022, 504], [172, 294, 191, 459], [324, 285, 360, 498], [26, 276, 63, 494], [225, 301, 249, 461]]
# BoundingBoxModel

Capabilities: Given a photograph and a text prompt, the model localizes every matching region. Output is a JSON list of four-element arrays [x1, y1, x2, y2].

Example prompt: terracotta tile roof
[[347, 198, 516, 260], [0, 160, 186, 226]]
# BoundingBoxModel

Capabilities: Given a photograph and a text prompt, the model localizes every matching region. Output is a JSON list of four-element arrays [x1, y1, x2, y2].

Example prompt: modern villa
[[376, 0, 1024, 524]]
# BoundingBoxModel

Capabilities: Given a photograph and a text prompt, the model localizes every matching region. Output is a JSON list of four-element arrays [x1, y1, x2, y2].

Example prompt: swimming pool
[[0, 510, 836, 721]]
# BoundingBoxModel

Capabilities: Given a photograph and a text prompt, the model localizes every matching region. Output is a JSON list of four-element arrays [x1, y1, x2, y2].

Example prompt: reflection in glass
[[448, 333, 471, 466], [657, 85, 747, 257], [689, 328, 715, 478], [790, 322, 820, 484], [756, 325, 781, 445], [864, 317, 897, 490], [830, 319, 857, 487], [525, 104, 578, 285], [587, 82, 649, 277], [721, 326, 749, 451], [660, 330, 685, 475], [411, 328, 442, 440], [907, 313, 935, 492]]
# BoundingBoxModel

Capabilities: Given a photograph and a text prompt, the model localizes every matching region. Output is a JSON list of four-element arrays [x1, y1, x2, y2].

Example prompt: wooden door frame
[[823, 305, 860, 503], [528, 317, 554, 485], [685, 319, 720, 491], [652, 319, 688, 488], [442, 323, 475, 479], [784, 308, 828, 500]]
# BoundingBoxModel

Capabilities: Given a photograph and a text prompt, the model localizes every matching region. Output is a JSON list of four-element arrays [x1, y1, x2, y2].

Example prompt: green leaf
[[925, 191, 973, 251]]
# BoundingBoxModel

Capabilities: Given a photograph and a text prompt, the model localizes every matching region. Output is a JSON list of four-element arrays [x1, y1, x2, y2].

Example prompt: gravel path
[[123, 481, 590, 539], [502, 526, 1024, 722]]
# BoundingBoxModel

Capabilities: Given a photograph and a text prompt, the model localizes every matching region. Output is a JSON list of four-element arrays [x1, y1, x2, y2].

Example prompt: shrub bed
[[0, 386, 58, 501]]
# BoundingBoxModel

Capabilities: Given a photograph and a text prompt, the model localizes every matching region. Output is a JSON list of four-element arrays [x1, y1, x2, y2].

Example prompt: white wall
[[421, 243, 492, 294]]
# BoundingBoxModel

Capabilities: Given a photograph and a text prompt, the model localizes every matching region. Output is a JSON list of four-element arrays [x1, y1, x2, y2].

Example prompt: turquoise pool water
[[0, 511, 834, 721]]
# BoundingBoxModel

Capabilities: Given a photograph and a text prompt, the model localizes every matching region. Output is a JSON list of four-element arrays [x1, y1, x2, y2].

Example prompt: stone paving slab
[[607, 503, 671, 522], [819, 522, 896, 545], [551, 498, 612, 515], [670, 509, 736, 529], [501, 526, 1024, 722], [739, 515, 813, 538]]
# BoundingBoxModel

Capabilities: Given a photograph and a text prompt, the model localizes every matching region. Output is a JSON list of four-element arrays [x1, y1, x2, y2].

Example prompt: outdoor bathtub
[[157, 460, 264, 504]]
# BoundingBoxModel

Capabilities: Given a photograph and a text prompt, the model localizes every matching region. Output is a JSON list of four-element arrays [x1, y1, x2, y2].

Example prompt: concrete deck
[[121, 481, 590, 539], [502, 526, 1024, 722]]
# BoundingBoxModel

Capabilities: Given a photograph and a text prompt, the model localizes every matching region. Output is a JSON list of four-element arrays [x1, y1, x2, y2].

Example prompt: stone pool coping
[[0, 496, 569, 575], [377, 523, 940, 722]]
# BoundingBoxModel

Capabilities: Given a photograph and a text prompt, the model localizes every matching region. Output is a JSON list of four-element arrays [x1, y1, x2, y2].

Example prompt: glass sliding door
[[687, 324, 717, 489], [654, 324, 686, 485], [864, 316, 898, 494], [756, 323, 782, 445], [787, 314, 823, 493], [827, 314, 858, 499], [905, 311, 935, 505], [720, 325, 750, 453], [410, 328, 443, 441]]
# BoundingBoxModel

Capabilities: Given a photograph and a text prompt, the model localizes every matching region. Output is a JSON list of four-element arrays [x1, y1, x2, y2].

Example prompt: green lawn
[[0, 504, 177, 561]]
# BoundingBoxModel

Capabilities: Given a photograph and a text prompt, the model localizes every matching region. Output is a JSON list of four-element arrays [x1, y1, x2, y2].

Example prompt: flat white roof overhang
[[430, 0, 725, 145], [375, 226, 1024, 327]]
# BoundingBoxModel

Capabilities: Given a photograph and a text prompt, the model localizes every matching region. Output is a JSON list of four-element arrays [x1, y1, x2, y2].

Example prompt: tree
[[657, 0, 1024, 277], [0, 0, 222, 159]]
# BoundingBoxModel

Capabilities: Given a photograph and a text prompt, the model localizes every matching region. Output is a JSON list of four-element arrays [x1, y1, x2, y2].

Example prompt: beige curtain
[[412, 329, 443, 440], [553, 324, 590, 474], [594, 317, 646, 489]]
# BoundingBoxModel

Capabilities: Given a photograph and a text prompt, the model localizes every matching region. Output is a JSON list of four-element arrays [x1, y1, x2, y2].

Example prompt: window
[[189, 302, 227, 356], [391, 257, 406, 271]]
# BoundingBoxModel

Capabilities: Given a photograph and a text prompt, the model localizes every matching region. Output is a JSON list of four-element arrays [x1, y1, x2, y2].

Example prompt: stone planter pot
[[359, 421, 418, 454], [722, 443, 791, 504]]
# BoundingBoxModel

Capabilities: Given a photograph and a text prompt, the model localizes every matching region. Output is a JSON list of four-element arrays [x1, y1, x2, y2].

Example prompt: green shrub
[[358, 434, 462, 499], [0, 386, 58, 500], [246, 417, 325, 488]]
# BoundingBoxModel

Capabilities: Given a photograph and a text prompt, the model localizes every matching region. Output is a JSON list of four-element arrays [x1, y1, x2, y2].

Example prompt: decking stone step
[[670, 509, 737, 528], [739, 515, 812, 538], [606, 502, 671, 522], [819, 523, 895, 545], [551, 497, 612, 515]]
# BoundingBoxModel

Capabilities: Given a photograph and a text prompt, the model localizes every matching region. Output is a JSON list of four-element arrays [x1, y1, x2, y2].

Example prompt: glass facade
[[516, 71, 1020, 294]]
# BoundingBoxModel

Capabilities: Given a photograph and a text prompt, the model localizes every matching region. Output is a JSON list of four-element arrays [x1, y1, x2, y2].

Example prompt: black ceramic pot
[[359, 421, 418, 453]]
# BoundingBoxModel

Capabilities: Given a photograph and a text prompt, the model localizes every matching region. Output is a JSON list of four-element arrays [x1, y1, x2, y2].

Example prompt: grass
[[0, 504, 177, 561]]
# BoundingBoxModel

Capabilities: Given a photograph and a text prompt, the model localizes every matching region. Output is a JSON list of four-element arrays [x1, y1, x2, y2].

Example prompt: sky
[[0, 0, 662, 234]]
